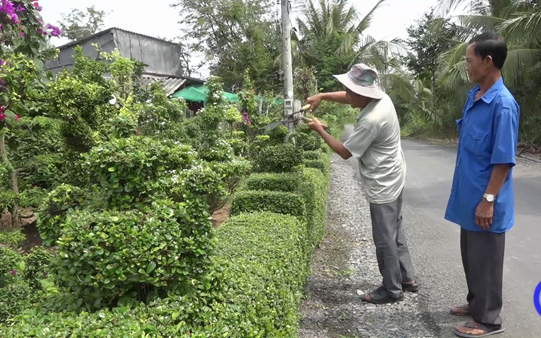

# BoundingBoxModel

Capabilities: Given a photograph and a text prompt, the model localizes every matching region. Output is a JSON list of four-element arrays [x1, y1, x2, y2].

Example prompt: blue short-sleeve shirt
[[445, 77, 520, 233]]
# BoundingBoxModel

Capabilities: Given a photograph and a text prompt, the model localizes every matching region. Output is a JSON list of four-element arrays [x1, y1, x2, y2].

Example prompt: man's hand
[[308, 117, 326, 132], [305, 94, 322, 111], [475, 200, 494, 230]]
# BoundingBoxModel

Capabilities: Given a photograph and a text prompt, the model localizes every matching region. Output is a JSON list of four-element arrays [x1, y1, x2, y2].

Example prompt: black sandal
[[402, 281, 419, 293], [361, 286, 404, 304]]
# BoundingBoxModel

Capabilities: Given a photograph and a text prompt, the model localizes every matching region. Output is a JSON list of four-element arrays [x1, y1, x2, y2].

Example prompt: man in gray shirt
[[306, 63, 417, 304]]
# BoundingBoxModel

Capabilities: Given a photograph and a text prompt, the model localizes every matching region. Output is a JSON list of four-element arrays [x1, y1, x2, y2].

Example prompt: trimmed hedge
[[54, 199, 213, 308], [244, 172, 301, 192], [303, 151, 331, 176], [300, 168, 330, 250], [303, 150, 323, 160], [0, 213, 309, 337], [253, 144, 303, 173], [231, 190, 305, 218], [191, 212, 309, 336]]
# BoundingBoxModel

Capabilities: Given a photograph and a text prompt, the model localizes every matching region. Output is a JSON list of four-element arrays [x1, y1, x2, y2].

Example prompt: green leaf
[[146, 261, 156, 274]]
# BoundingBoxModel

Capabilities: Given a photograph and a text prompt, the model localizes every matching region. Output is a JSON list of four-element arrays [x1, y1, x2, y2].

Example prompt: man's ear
[[484, 55, 494, 68]]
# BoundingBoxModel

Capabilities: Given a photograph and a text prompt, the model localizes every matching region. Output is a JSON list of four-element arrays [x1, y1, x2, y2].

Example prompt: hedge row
[[231, 190, 305, 218], [0, 213, 308, 337], [1, 136, 333, 336]]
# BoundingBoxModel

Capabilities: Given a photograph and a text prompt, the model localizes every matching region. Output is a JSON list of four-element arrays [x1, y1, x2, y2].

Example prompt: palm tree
[[438, 0, 541, 143], [292, 0, 388, 91]]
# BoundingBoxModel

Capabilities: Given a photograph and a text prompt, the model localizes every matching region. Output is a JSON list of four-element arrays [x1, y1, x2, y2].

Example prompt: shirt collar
[[469, 77, 504, 104]]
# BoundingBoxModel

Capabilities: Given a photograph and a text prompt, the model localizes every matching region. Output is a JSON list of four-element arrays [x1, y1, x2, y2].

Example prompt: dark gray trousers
[[369, 192, 415, 298], [461, 229, 505, 328]]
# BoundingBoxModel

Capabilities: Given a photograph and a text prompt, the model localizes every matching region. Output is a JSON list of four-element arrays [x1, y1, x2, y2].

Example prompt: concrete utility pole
[[281, 0, 295, 133]]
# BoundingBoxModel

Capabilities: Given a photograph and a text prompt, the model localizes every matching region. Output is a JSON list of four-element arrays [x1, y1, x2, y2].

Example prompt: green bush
[[267, 125, 289, 144], [292, 124, 323, 151], [0, 229, 26, 246], [24, 247, 53, 289], [0, 246, 24, 288], [244, 172, 301, 192], [231, 190, 305, 218], [82, 136, 196, 210], [303, 150, 323, 160], [300, 168, 329, 250], [0, 278, 39, 323], [304, 159, 330, 176], [253, 144, 303, 173], [37, 184, 88, 246], [55, 199, 212, 308], [192, 212, 308, 336], [0, 305, 180, 338]]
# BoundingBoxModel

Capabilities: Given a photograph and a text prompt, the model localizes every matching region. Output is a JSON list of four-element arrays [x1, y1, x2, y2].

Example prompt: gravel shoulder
[[298, 154, 436, 338]]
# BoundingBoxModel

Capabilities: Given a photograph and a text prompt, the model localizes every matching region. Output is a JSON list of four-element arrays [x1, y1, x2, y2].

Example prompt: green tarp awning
[[172, 85, 239, 103]]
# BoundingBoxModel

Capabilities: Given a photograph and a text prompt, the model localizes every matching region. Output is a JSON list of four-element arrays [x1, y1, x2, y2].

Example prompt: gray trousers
[[369, 192, 415, 298], [461, 229, 505, 328]]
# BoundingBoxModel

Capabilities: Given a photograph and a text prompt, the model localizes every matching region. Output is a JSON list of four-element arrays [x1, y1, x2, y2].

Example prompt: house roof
[[55, 27, 180, 51], [141, 75, 205, 96]]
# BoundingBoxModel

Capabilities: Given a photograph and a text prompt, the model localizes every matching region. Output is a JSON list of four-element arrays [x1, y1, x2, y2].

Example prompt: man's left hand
[[308, 117, 326, 132], [475, 200, 494, 230]]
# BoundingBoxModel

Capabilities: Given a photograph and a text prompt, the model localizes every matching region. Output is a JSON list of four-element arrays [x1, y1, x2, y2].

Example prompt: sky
[[39, 0, 456, 77]]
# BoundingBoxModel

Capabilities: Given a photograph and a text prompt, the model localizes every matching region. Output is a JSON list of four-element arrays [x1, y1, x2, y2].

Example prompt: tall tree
[[406, 10, 459, 92], [59, 6, 107, 42], [437, 0, 541, 143], [173, 0, 282, 92], [295, 0, 387, 91]]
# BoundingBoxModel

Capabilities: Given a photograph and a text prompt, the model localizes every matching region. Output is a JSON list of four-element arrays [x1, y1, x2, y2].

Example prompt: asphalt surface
[[342, 125, 541, 337], [399, 138, 541, 337]]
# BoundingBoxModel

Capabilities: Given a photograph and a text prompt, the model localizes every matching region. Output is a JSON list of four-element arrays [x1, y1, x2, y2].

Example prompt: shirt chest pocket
[[463, 127, 490, 159]]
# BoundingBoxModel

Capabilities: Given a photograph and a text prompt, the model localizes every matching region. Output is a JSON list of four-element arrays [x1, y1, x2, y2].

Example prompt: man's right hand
[[305, 94, 322, 111]]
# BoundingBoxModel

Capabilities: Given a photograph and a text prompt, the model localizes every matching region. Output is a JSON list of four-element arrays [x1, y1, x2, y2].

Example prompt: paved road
[[400, 138, 541, 337]]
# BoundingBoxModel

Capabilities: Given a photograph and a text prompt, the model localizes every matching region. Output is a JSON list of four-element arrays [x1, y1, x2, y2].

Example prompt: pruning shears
[[264, 104, 329, 131]]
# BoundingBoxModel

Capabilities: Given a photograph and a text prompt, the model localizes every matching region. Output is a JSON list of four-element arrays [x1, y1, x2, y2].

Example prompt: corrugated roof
[[141, 76, 188, 96], [56, 27, 181, 51]]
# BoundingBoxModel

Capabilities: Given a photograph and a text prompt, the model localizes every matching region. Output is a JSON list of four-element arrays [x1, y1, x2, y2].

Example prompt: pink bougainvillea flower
[[15, 114, 20, 121]]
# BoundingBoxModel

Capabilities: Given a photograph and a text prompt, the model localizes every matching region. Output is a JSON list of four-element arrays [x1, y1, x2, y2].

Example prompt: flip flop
[[454, 320, 505, 338], [450, 304, 471, 316]]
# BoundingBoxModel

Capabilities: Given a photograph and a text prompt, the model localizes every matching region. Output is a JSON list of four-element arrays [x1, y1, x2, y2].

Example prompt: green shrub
[[303, 150, 323, 160], [82, 136, 196, 210], [291, 124, 323, 151], [0, 278, 38, 323], [55, 199, 212, 308], [192, 212, 308, 336], [24, 247, 53, 289], [299, 168, 329, 250], [231, 190, 305, 218], [267, 125, 289, 144], [37, 184, 88, 246], [0, 246, 24, 288], [0, 229, 26, 246], [165, 158, 251, 214], [244, 172, 301, 192], [0, 305, 182, 338], [304, 159, 330, 176], [253, 144, 303, 173]]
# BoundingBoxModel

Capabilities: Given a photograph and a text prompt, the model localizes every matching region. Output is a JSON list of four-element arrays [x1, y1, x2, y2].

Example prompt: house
[[45, 27, 204, 97]]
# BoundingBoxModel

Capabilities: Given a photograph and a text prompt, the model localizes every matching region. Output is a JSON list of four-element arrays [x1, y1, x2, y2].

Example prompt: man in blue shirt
[[445, 33, 520, 337]]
